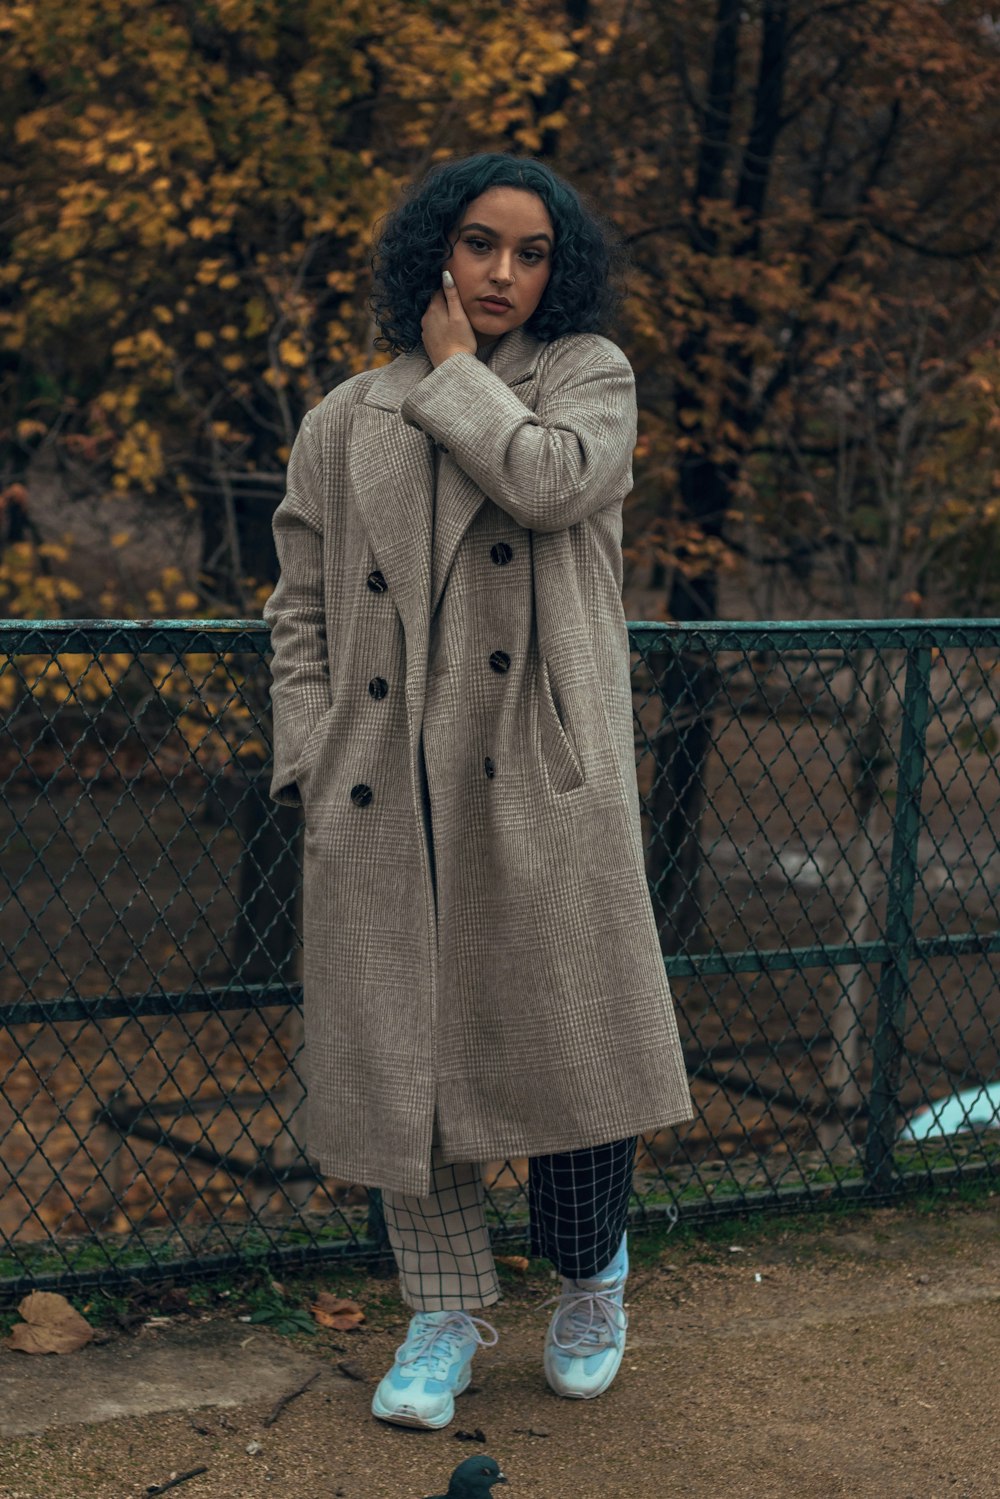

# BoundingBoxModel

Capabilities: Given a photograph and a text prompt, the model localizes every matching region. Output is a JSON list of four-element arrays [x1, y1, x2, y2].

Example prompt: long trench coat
[[262, 323, 694, 1197]]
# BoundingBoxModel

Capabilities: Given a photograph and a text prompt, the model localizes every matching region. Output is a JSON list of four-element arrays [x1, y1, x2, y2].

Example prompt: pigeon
[[424, 1453, 509, 1498]]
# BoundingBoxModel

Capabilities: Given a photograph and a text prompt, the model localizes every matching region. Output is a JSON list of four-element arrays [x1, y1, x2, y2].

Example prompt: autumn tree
[[558, 0, 1000, 949], [3, 0, 1000, 963], [0, 0, 589, 616]]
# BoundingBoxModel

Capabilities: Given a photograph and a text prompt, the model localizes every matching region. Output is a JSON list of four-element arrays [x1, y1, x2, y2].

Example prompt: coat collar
[[347, 325, 547, 702], [359, 323, 547, 411]]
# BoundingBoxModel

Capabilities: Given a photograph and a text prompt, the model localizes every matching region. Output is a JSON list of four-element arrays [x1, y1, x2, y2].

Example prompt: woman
[[262, 152, 694, 1431]]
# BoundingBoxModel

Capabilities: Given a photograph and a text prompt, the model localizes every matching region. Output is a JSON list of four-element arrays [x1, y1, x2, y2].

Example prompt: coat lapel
[[348, 326, 546, 676]]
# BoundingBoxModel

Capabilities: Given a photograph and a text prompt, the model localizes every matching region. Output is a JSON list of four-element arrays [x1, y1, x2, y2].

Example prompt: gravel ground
[[0, 1193, 997, 1499]]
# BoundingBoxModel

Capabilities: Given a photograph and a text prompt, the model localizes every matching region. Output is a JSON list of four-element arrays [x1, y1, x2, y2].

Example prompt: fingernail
[[442, 269, 454, 287]]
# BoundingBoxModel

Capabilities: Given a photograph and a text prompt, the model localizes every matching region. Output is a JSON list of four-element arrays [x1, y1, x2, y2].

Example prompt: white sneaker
[[371, 1309, 500, 1430], [538, 1231, 629, 1399]]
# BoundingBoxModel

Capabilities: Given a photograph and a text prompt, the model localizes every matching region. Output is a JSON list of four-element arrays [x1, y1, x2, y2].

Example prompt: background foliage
[[2, 0, 1000, 638]]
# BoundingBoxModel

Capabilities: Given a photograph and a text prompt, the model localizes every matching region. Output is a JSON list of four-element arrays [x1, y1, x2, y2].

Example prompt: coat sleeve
[[261, 407, 331, 808], [397, 346, 638, 533]]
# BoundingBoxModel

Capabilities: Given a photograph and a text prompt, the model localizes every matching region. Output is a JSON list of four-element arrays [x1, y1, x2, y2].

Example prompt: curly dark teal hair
[[367, 152, 632, 356]]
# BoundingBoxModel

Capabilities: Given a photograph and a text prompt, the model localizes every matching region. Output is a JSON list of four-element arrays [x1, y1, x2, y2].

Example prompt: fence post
[[863, 643, 933, 1194]]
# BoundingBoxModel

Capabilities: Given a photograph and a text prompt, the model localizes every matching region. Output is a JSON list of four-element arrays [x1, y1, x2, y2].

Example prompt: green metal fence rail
[[1, 618, 998, 1303]]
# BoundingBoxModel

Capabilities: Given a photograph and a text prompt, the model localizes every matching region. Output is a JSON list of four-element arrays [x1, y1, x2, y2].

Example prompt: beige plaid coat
[[262, 324, 694, 1196]]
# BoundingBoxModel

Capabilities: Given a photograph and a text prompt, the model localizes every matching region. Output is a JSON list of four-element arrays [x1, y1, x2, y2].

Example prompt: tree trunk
[[641, 569, 719, 954]]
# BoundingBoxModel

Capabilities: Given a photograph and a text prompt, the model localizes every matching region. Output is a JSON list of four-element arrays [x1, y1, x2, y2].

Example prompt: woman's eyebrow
[[460, 221, 553, 247]]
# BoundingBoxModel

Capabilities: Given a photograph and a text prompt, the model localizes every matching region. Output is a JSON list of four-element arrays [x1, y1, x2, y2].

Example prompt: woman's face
[[443, 186, 554, 354]]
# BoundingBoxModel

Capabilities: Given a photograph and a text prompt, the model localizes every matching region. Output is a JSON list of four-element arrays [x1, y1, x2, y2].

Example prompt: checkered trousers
[[378, 1118, 639, 1311]]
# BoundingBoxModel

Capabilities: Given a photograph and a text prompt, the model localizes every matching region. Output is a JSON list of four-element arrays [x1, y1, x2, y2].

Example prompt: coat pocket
[[537, 655, 585, 795], [294, 704, 335, 805]]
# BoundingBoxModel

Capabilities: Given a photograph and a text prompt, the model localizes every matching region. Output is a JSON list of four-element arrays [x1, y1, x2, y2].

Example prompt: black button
[[369, 676, 388, 699], [491, 541, 513, 566], [350, 783, 373, 807], [367, 569, 388, 593], [484, 756, 495, 779], [489, 650, 511, 674]]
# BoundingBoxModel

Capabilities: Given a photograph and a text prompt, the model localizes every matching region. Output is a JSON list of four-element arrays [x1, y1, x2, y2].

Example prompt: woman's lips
[[479, 298, 511, 312]]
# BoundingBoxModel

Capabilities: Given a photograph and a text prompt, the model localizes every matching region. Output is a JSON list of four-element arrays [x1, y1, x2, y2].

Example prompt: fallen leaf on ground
[[495, 1255, 530, 1273], [6, 1291, 94, 1354], [309, 1294, 366, 1330]]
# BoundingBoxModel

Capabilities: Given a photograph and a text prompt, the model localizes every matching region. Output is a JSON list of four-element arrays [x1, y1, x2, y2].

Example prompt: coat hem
[[304, 1099, 695, 1199], [433, 1102, 696, 1174]]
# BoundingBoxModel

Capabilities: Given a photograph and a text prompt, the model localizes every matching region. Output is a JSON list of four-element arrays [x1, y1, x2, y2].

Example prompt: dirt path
[[1, 1195, 997, 1499]]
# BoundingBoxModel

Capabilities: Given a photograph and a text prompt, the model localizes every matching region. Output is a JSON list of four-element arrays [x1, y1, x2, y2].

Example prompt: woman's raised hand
[[420, 269, 478, 369]]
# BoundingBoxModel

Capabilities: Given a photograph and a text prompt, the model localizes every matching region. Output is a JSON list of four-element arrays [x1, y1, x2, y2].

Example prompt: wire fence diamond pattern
[[0, 618, 998, 1303]]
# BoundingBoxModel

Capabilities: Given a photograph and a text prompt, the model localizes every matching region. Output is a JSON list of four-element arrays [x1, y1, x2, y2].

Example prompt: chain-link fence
[[1, 619, 998, 1302]]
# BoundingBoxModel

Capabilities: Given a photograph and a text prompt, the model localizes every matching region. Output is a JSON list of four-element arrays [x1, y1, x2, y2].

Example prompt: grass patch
[[1, 1151, 995, 1326]]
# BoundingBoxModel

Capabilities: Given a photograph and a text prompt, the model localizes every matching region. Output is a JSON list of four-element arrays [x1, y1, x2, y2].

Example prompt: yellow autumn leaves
[[2, 0, 605, 537]]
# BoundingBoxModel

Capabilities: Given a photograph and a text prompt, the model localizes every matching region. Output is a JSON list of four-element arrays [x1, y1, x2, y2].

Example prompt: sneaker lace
[[395, 1312, 500, 1380], [536, 1287, 628, 1351]]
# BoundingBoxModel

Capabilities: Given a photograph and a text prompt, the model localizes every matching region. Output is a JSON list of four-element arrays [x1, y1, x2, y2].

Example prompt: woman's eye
[[466, 237, 543, 263]]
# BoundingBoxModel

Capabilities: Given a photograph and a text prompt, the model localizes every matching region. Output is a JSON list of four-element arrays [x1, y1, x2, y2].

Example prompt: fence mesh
[[1, 619, 998, 1301]]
